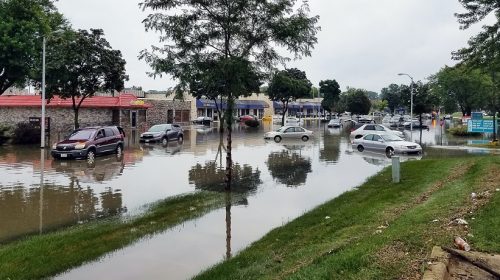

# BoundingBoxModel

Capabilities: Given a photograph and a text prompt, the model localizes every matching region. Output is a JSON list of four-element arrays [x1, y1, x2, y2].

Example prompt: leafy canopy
[[43, 29, 128, 128], [140, 0, 320, 97], [0, 0, 65, 95], [344, 88, 371, 115], [319, 79, 341, 114]]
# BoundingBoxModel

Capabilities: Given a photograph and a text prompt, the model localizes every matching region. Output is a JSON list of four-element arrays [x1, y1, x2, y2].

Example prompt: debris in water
[[454, 236, 471, 251]]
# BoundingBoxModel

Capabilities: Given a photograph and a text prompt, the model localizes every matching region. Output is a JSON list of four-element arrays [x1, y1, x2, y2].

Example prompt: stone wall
[[0, 107, 112, 133], [144, 99, 192, 127]]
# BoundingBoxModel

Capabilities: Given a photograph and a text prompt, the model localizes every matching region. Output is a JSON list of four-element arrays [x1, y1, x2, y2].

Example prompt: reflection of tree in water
[[319, 134, 341, 163], [266, 150, 312, 187], [188, 161, 261, 194], [0, 178, 124, 242]]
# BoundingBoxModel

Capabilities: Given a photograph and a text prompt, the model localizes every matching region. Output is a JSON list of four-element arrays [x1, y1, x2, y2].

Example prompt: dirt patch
[[376, 241, 424, 280]]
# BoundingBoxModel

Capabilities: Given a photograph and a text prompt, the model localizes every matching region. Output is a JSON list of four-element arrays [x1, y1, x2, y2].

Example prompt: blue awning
[[273, 101, 320, 110], [197, 99, 269, 110]]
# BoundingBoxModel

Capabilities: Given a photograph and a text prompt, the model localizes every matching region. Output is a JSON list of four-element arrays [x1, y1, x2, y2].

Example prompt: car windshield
[[68, 130, 94, 140], [381, 134, 403, 142], [276, 127, 288, 132], [149, 124, 170, 132]]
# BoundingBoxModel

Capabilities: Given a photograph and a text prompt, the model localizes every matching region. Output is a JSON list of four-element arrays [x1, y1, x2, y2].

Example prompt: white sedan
[[352, 133, 422, 157], [264, 126, 313, 142], [351, 124, 405, 139]]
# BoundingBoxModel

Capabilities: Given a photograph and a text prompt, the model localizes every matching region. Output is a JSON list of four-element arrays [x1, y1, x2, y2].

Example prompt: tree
[[381, 84, 403, 113], [454, 0, 500, 140], [268, 68, 312, 126], [429, 65, 491, 116], [0, 0, 65, 95], [412, 82, 435, 123], [319, 79, 341, 117], [345, 88, 371, 115], [140, 0, 319, 189], [43, 29, 128, 129], [365, 91, 379, 100]]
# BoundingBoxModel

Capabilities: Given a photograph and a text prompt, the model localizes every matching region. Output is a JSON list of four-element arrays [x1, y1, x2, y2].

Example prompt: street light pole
[[398, 73, 414, 142], [41, 36, 46, 149]]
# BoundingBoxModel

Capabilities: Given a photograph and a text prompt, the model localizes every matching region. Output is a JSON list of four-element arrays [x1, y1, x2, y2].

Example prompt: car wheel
[[357, 145, 364, 152], [274, 136, 282, 143], [115, 144, 123, 157], [161, 137, 168, 146], [386, 147, 395, 157], [87, 149, 96, 165], [178, 135, 184, 143], [301, 135, 309, 142]]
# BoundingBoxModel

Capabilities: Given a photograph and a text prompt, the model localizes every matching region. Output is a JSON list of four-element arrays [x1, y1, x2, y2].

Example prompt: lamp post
[[398, 73, 414, 141], [41, 36, 46, 148]]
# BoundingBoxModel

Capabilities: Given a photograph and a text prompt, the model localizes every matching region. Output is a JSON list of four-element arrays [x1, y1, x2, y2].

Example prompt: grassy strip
[[195, 156, 500, 280], [0, 191, 229, 279]]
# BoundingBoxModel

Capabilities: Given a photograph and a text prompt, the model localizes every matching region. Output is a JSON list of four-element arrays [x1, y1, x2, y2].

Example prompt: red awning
[[0, 93, 151, 109]]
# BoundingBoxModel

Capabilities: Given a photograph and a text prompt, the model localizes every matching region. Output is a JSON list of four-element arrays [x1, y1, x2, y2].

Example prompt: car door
[[94, 129, 107, 154], [371, 134, 385, 151], [362, 134, 374, 150], [104, 128, 117, 152], [282, 127, 295, 138]]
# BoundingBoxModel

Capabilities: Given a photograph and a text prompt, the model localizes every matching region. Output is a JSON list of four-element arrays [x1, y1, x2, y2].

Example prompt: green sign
[[467, 119, 496, 133]]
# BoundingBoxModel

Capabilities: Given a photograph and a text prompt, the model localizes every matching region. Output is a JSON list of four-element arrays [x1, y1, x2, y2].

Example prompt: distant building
[[0, 94, 151, 132]]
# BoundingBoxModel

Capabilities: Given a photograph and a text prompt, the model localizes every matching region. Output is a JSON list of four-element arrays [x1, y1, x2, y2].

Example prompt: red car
[[51, 126, 124, 163], [239, 115, 257, 122]]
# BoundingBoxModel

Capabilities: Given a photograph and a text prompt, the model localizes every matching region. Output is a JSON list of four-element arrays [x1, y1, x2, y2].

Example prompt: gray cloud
[[55, 0, 487, 92]]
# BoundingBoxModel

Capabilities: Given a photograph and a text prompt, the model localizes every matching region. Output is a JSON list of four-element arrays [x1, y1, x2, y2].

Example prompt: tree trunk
[[225, 96, 234, 191], [74, 108, 79, 129], [225, 191, 232, 259], [494, 112, 497, 142], [281, 101, 288, 126]]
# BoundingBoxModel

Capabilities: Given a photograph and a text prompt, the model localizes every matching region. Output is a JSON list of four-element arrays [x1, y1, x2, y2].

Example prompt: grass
[[195, 156, 500, 280], [0, 191, 232, 279], [470, 141, 500, 149]]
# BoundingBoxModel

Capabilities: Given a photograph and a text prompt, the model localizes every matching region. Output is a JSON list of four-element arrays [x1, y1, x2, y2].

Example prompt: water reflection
[[51, 155, 124, 183], [0, 179, 123, 242], [266, 148, 312, 187], [189, 161, 261, 194], [320, 129, 342, 164]]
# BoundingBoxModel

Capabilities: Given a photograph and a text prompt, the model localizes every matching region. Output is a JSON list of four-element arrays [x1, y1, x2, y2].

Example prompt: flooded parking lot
[[0, 120, 494, 279]]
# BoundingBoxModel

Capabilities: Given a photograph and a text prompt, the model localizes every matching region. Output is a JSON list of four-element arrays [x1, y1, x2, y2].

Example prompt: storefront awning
[[197, 99, 269, 110]]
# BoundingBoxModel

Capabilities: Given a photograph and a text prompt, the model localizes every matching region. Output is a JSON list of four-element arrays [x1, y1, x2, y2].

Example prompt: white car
[[327, 119, 341, 128], [352, 133, 422, 157], [264, 126, 313, 142], [351, 124, 404, 139]]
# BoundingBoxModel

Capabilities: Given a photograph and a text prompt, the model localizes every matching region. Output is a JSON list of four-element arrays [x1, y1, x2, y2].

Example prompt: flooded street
[[0, 120, 493, 279]]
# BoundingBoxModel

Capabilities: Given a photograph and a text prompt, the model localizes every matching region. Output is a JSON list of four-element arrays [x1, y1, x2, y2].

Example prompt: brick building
[[0, 94, 151, 133]]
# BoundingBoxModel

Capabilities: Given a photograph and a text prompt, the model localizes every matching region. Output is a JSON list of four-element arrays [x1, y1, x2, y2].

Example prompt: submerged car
[[51, 126, 124, 163], [351, 124, 405, 139], [140, 124, 183, 145], [327, 119, 342, 128], [352, 133, 422, 157], [264, 126, 313, 142]]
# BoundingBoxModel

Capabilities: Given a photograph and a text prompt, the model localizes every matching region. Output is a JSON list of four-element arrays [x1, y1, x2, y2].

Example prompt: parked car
[[192, 116, 212, 126], [403, 120, 429, 130], [51, 126, 124, 163], [284, 116, 303, 126], [352, 133, 422, 157], [239, 115, 257, 122], [327, 119, 342, 128], [140, 124, 183, 145], [351, 124, 405, 139], [264, 126, 313, 142]]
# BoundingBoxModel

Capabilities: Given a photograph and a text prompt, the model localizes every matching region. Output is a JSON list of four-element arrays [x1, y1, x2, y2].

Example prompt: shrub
[[0, 124, 13, 145], [11, 123, 41, 145], [447, 125, 481, 137]]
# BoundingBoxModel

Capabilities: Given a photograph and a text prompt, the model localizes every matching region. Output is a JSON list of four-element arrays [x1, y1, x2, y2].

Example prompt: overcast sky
[[55, 0, 488, 93]]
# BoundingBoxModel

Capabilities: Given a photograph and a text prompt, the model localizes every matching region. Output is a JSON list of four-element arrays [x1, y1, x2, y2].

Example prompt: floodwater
[[0, 119, 493, 279]]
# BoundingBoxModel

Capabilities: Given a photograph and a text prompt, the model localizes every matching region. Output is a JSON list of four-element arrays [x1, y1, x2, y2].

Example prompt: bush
[[244, 119, 260, 128], [447, 125, 481, 137], [0, 124, 13, 145], [11, 123, 41, 145]]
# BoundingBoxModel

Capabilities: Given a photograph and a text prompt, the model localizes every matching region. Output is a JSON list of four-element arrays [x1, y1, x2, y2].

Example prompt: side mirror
[[378, 139, 384, 142]]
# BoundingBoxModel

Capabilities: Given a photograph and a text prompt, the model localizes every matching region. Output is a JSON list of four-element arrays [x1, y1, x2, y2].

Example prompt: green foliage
[[447, 125, 482, 136], [411, 82, 436, 116], [365, 91, 379, 100], [188, 162, 261, 193], [0, 0, 65, 95], [429, 64, 493, 116], [140, 0, 319, 100], [11, 123, 40, 145], [380, 84, 411, 113], [268, 68, 312, 124], [372, 99, 388, 112], [344, 88, 372, 115], [319, 79, 341, 114], [42, 29, 128, 128], [0, 124, 13, 145]]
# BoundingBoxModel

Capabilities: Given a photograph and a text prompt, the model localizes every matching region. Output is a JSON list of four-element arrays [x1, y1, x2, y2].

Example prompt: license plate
[[60, 154, 67, 158]]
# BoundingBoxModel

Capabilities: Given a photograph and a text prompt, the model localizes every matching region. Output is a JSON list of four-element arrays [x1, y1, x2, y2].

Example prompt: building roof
[[196, 98, 270, 109], [0, 94, 151, 109]]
